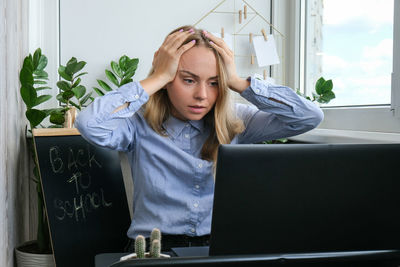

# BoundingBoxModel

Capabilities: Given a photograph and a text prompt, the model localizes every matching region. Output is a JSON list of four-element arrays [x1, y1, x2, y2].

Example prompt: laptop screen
[[209, 144, 400, 256]]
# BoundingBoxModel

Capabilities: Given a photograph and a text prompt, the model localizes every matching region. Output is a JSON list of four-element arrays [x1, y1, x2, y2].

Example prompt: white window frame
[[273, 0, 400, 143]]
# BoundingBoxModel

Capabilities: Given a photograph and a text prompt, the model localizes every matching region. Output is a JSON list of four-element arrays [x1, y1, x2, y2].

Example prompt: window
[[292, 0, 400, 135], [304, 0, 394, 107]]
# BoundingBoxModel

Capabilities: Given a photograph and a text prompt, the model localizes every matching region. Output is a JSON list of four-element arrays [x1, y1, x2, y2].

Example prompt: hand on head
[[151, 28, 197, 85], [202, 31, 247, 93]]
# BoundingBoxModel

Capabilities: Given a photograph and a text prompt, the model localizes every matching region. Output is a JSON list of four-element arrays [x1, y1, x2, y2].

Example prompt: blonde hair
[[144, 25, 244, 163]]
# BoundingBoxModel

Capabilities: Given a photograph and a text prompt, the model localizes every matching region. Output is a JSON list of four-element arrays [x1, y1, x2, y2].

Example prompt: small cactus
[[150, 239, 161, 258], [134, 235, 146, 259], [150, 228, 161, 243]]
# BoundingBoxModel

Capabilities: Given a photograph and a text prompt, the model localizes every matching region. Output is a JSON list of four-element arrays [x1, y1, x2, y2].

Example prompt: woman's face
[[166, 46, 219, 121]]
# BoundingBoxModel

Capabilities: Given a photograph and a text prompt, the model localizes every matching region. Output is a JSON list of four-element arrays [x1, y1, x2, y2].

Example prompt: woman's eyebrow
[[179, 70, 218, 80]]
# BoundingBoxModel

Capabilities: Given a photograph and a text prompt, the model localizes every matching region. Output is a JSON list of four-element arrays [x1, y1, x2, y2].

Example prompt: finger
[[203, 31, 232, 54], [166, 29, 195, 51], [176, 39, 197, 57], [208, 40, 231, 60]]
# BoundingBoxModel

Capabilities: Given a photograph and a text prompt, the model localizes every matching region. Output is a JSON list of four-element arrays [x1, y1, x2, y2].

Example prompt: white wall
[[59, 0, 273, 93]]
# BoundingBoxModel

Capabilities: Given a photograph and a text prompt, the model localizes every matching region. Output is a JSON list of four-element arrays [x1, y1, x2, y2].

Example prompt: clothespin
[[239, 10, 243, 24], [251, 55, 254, 65], [221, 27, 224, 38], [244, 5, 247, 19], [261, 28, 268, 41], [249, 33, 253, 43], [263, 69, 267, 80]]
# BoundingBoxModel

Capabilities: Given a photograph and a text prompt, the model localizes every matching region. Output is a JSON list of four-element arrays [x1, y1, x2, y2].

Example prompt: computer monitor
[[209, 144, 400, 256]]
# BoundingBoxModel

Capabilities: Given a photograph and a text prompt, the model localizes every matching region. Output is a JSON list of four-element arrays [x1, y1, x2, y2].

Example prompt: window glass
[[305, 0, 394, 106]]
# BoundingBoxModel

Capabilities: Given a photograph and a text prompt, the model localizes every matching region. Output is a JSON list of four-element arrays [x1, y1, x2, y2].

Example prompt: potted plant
[[15, 48, 64, 267], [93, 55, 139, 96], [119, 228, 170, 261], [54, 57, 93, 127]]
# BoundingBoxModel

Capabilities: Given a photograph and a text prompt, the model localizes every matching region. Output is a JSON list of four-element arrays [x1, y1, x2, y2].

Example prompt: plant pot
[[64, 107, 78, 128], [120, 252, 170, 261], [15, 240, 55, 267]]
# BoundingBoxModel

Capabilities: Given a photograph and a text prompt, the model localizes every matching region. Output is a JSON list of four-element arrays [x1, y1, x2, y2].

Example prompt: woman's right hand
[[140, 29, 196, 96]]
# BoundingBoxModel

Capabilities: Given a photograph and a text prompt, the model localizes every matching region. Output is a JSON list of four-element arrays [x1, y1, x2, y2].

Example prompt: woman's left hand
[[204, 31, 250, 93]]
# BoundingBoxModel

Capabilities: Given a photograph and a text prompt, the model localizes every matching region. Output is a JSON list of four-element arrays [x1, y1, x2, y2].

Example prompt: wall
[[0, 0, 31, 267]]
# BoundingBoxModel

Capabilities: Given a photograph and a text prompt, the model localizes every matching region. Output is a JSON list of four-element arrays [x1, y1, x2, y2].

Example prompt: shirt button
[[185, 124, 190, 127], [198, 163, 203, 168], [195, 185, 200, 189], [191, 228, 196, 233], [255, 89, 260, 94], [134, 94, 139, 99], [194, 203, 199, 208], [184, 134, 190, 139]]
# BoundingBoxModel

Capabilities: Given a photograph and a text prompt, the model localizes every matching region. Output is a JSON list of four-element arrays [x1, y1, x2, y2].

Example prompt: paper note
[[211, 32, 234, 51], [252, 35, 280, 67]]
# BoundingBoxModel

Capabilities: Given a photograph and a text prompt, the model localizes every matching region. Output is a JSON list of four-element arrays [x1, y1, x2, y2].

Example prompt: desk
[[95, 250, 400, 267]]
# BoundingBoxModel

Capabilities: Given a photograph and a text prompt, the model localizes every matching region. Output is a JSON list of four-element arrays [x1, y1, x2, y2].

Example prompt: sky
[[320, 0, 394, 106]]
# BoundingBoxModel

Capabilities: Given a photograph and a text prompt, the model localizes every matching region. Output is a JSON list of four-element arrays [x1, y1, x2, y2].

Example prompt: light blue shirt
[[75, 76, 323, 239]]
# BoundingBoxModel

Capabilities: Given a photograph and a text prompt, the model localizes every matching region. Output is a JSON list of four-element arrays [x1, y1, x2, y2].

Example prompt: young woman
[[75, 25, 323, 252]]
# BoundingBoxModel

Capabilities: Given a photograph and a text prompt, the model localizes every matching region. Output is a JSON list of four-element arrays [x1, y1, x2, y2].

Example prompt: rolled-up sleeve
[[75, 81, 149, 151], [237, 76, 324, 143]]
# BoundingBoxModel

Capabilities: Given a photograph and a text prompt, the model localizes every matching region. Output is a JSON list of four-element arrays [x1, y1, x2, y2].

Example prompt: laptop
[[208, 143, 400, 258], [173, 143, 400, 262]]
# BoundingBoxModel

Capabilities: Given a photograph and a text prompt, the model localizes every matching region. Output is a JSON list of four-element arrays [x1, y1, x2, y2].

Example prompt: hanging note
[[252, 34, 280, 67], [212, 32, 234, 50]]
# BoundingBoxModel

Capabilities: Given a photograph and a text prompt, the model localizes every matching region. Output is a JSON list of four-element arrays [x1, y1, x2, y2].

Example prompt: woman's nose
[[194, 83, 207, 100]]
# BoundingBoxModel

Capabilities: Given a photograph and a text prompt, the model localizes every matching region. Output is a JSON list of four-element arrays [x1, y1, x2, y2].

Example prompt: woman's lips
[[188, 106, 206, 113]]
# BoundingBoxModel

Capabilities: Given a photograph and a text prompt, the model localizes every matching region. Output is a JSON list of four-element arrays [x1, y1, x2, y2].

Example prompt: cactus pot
[[120, 252, 170, 261]]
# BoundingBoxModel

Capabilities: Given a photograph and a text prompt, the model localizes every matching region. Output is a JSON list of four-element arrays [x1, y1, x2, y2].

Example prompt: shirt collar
[[162, 116, 205, 139]]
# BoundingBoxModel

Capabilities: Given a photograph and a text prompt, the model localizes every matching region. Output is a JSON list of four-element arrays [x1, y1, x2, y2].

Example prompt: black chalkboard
[[33, 128, 131, 267]]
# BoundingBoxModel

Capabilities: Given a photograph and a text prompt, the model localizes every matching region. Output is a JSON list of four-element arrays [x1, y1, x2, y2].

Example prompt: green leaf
[[32, 48, 41, 69], [72, 78, 81, 88], [22, 55, 33, 73], [43, 107, 65, 116], [315, 77, 325, 93], [36, 86, 52, 91], [319, 79, 333, 94], [80, 92, 93, 105], [20, 84, 37, 108], [33, 95, 52, 107], [105, 70, 119, 87], [120, 77, 133, 86], [318, 91, 336, 104], [33, 80, 47, 85], [66, 60, 86, 75], [74, 72, 88, 79], [33, 70, 48, 78], [119, 55, 129, 71], [56, 93, 67, 104], [97, 79, 112, 92], [62, 90, 74, 100], [57, 81, 71, 91], [124, 65, 137, 79], [93, 87, 105, 96], [69, 100, 81, 110], [49, 112, 65, 125], [37, 54, 48, 70], [72, 85, 86, 99], [111, 61, 123, 78], [26, 109, 47, 128], [20, 68, 34, 86], [125, 58, 139, 72], [67, 57, 77, 66], [58, 66, 72, 81]]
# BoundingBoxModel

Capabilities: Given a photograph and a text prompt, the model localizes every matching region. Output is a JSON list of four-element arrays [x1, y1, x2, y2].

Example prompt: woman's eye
[[183, 79, 194, 84], [210, 81, 219, 87]]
